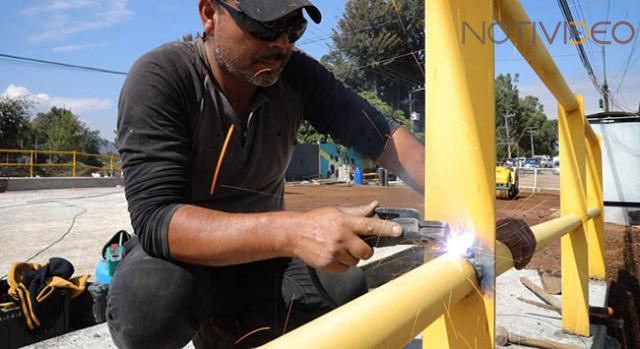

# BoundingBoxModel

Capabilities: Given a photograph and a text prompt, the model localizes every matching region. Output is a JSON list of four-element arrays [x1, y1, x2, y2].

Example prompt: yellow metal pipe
[[587, 134, 605, 279], [559, 96, 590, 336], [29, 150, 34, 178], [32, 163, 74, 167], [587, 207, 601, 220], [72, 151, 77, 177], [0, 163, 28, 167], [496, 213, 581, 275], [585, 123, 598, 144], [425, 0, 495, 347], [495, 0, 579, 112], [0, 149, 32, 154], [260, 256, 478, 349], [533, 213, 582, 252]]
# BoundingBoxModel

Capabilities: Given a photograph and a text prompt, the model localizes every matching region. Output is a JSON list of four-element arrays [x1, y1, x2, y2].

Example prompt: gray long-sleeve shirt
[[117, 38, 399, 259]]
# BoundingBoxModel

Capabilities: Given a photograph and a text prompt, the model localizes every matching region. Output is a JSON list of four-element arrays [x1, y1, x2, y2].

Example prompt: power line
[[556, 0, 607, 102], [0, 53, 127, 76], [496, 53, 577, 62], [613, 21, 640, 94], [297, 13, 421, 47], [354, 49, 424, 71]]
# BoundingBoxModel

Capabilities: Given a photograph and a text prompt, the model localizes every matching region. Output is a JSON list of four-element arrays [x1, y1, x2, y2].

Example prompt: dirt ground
[[284, 184, 640, 348]]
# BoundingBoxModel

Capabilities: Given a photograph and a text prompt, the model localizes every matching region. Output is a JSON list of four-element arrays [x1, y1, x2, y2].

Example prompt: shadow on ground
[[607, 226, 640, 349]]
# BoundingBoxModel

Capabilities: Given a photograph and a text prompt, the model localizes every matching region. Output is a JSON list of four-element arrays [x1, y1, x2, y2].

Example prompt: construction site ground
[[1, 184, 638, 348]]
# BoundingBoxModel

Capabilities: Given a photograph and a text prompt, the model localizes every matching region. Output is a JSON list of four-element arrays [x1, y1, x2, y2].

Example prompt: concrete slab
[[0, 188, 132, 279], [23, 323, 194, 349], [496, 268, 608, 349]]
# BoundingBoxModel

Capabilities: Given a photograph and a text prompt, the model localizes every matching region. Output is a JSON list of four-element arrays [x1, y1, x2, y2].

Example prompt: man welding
[[108, 1, 536, 348]]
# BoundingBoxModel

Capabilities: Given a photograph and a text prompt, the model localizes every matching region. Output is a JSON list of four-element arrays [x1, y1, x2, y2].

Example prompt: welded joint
[[466, 243, 495, 296]]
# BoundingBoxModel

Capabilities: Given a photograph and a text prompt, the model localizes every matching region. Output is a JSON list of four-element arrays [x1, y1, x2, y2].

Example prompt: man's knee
[[106, 241, 209, 349], [281, 259, 367, 327]]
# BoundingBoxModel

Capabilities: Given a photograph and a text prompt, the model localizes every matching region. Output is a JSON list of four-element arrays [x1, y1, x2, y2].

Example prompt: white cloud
[[1, 84, 113, 115], [51, 43, 104, 52], [22, 0, 95, 16], [24, 0, 132, 43]]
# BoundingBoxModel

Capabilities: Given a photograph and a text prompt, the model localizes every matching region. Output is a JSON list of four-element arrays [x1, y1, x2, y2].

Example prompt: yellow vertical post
[[110, 155, 114, 175], [424, 0, 495, 347], [72, 151, 77, 177], [586, 133, 605, 279], [30, 150, 34, 177], [558, 95, 590, 336]]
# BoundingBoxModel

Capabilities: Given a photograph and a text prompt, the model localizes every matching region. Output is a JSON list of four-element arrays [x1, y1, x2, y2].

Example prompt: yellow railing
[[262, 0, 605, 347], [0, 149, 120, 177]]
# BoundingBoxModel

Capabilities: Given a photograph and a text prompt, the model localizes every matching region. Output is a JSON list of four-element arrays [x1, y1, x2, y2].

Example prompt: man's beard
[[214, 43, 291, 87]]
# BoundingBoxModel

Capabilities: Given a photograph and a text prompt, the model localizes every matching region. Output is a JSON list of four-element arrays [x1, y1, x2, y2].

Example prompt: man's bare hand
[[291, 202, 402, 273], [336, 200, 379, 217]]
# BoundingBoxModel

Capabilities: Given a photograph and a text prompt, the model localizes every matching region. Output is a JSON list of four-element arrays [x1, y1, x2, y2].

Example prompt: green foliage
[[296, 90, 412, 145], [325, 0, 424, 115], [180, 32, 202, 42], [296, 120, 334, 144], [0, 96, 32, 148], [495, 74, 558, 159], [32, 107, 103, 165], [358, 90, 411, 130]]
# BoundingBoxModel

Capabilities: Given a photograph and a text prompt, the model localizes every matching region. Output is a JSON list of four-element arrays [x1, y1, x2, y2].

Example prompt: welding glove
[[496, 218, 537, 270], [7, 258, 89, 331]]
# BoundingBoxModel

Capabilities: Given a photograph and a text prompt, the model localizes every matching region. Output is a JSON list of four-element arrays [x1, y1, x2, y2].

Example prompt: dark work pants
[[106, 238, 367, 349]]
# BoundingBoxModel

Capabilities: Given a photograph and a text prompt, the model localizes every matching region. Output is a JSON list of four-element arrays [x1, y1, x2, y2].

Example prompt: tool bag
[[6, 258, 89, 331]]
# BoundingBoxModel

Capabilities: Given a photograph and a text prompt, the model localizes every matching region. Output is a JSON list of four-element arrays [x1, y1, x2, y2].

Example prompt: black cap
[[235, 0, 322, 24]]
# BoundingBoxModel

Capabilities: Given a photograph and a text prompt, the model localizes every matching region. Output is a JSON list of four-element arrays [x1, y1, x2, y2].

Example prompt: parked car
[[523, 160, 541, 168]]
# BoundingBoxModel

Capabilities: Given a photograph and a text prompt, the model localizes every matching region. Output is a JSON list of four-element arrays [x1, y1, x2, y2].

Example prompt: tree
[[32, 107, 102, 165], [297, 120, 334, 144], [359, 90, 411, 130], [326, 0, 424, 115], [0, 96, 32, 149], [495, 74, 558, 159], [180, 32, 202, 42]]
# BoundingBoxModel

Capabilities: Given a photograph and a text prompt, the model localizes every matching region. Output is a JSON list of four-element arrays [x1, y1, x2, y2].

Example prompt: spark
[[444, 228, 475, 259], [210, 124, 235, 195], [254, 68, 272, 77], [282, 293, 296, 334], [360, 109, 388, 141], [234, 326, 271, 345]]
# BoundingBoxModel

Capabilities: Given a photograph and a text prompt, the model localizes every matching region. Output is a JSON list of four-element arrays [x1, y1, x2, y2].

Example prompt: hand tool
[[519, 277, 614, 320], [362, 208, 450, 248], [496, 326, 581, 349]]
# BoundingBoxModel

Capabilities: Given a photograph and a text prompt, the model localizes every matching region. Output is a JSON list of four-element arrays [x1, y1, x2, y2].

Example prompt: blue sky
[[0, 1, 638, 140]]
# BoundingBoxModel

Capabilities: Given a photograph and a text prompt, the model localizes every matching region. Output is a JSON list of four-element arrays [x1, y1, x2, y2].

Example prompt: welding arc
[[210, 124, 235, 195]]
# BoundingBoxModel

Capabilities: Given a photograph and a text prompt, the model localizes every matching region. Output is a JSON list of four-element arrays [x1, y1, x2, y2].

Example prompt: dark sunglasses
[[214, 0, 308, 43]]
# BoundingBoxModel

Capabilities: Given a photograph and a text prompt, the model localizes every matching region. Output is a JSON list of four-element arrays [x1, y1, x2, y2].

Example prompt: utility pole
[[504, 113, 514, 159], [528, 128, 536, 157], [601, 46, 611, 112]]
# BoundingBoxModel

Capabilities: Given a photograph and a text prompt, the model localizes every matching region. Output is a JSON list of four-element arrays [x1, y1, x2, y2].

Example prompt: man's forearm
[[167, 205, 295, 266], [377, 127, 425, 194]]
